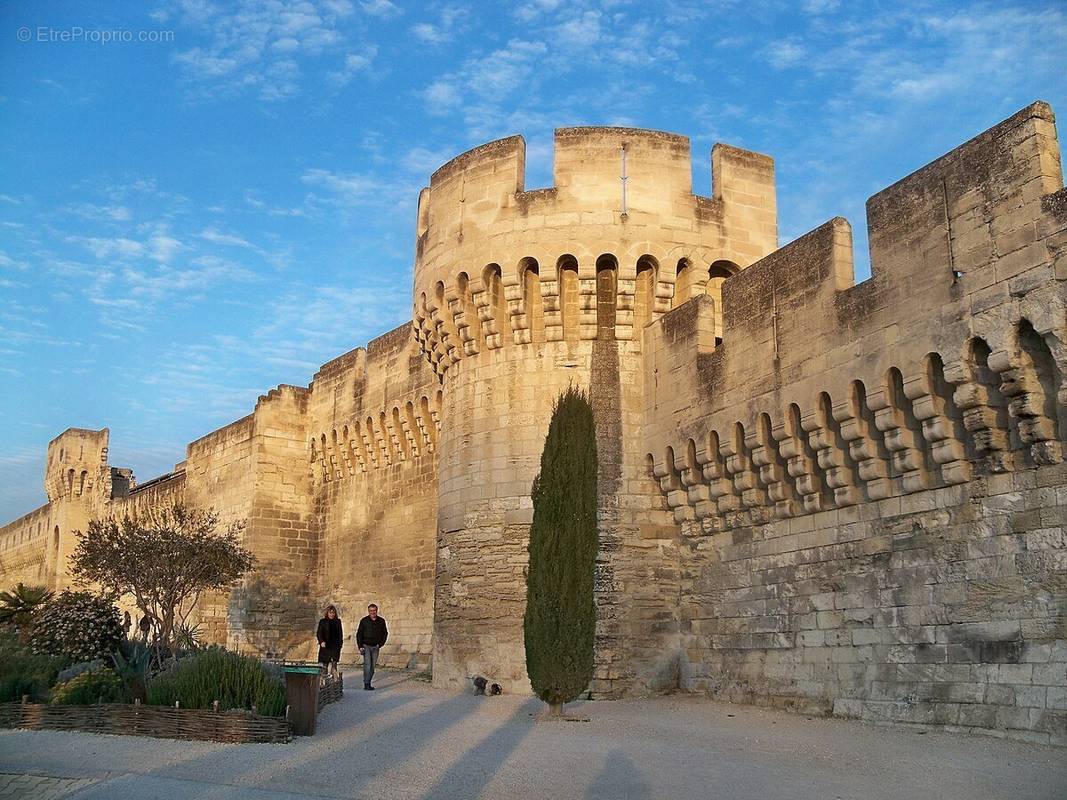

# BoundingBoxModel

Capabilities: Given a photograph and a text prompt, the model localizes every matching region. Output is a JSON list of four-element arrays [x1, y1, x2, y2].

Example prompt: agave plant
[[112, 641, 153, 701], [0, 584, 54, 643]]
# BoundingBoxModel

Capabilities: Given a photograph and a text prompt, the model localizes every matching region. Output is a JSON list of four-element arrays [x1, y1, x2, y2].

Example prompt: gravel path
[[1, 672, 1064, 800]]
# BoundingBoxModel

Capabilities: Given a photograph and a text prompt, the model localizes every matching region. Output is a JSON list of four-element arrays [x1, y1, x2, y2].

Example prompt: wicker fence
[[318, 673, 343, 710], [0, 670, 344, 744], [0, 699, 291, 743]]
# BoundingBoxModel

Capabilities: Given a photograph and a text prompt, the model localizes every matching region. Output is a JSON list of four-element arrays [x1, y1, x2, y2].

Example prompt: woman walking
[[316, 604, 343, 676]]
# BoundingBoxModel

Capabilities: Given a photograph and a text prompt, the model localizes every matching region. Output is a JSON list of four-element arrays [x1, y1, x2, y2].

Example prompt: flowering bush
[[30, 590, 123, 665]]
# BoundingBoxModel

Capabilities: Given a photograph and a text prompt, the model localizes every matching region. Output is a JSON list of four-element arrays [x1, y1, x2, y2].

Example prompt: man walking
[[356, 603, 388, 690]]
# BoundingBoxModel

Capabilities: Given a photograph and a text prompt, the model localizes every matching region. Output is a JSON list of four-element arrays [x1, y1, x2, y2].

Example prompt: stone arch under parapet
[[672, 258, 694, 308], [685, 438, 699, 478], [519, 256, 545, 344], [455, 271, 484, 351], [404, 401, 421, 457], [557, 254, 580, 344], [885, 366, 934, 481], [634, 255, 659, 332], [924, 351, 973, 461], [391, 407, 409, 460], [1018, 318, 1064, 442], [419, 395, 438, 448], [595, 253, 618, 340], [706, 259, 740, 340], [663, 445, 680, 487], [966, 336, 1014, 450], [434, 280, 461, 356], [482, 263, 511, 340]]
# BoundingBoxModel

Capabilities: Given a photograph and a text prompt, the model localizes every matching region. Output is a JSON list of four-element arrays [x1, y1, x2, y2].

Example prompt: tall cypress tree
[[523, 386, 598, 716]]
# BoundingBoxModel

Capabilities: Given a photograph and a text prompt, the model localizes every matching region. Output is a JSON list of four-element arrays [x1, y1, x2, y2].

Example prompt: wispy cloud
[[361, 0, 401, 17], [411, 6, 468, 44], [168, 0, 373, 101]]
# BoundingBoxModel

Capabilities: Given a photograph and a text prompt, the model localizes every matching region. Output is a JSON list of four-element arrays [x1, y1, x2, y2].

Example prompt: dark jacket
[[356, 615, 388, 648], [317, 616, 343, 649]]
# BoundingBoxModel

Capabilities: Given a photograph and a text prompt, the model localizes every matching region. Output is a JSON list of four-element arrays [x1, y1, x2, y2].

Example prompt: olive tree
[[69, 504, 254, 656]]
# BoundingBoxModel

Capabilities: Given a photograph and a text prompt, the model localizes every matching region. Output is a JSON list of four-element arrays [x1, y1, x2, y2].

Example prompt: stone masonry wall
[[305, 326, 441, 668], [0, 506, 53, 589], [680, 469, 1067, 745], [644, 102, 1067, 743]]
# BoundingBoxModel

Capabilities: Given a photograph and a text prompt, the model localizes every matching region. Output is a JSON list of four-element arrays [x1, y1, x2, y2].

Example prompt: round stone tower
[[413, 127, 778, 696]]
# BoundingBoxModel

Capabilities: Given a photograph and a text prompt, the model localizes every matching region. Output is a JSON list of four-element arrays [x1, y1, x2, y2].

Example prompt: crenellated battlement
[[304, 323, 441, 487], [44, 427, 111, 505], [644, 100, 1066, 528], [412, 126, 778, 377]]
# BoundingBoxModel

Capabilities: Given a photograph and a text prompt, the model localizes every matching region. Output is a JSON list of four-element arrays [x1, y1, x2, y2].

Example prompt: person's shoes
[[364, 684, 374, 690]]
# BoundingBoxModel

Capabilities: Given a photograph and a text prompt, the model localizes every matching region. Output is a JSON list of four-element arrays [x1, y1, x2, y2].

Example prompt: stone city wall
[[303, 324, 440, 668], [643, 102, 1067, 744], [2, 101, 1064, 744]]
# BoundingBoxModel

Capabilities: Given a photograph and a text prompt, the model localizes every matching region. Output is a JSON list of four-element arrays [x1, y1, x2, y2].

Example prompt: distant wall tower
[[413, 127, 777, 695], [43, 428, 112, 589]]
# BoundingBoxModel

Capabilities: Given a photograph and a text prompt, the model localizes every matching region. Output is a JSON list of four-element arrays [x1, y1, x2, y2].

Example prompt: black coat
[[356, 615, 388, 648], [316, 616, 343, 649]]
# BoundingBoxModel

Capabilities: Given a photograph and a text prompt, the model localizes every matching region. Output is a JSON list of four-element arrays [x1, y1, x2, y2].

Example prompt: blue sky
[[1, 0, 1065, 521]]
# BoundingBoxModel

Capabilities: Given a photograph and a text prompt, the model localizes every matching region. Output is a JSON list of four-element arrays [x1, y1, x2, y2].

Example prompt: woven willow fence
[[318, 673, 343, 710], [0, 670, 344, 744], [0, 699, 291, 743]]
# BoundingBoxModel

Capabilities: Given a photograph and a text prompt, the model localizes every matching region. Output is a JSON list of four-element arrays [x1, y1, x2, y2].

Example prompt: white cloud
[[171, 0, 375, 101], [411, 22, 447, 44], [411, 6, 468, 45], [149, 234, 183, 263], [555, 10, 601, 46], [765, 40, 806, 69], [425, 79, 462, 113], [66, 203, 132, 222], [199, 227, 254, 248], [361, 0, 400, 17], [73, 236, 145, 260], [328, 46, 379, 85], [802, 0, 840, 13]]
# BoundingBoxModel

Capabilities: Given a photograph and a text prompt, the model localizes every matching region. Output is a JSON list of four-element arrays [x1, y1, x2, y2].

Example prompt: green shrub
[[146, 648, 286, 716], [50, 667, 126, 705], [0, 632, 63, 702], [30, 590, 123, 665], [523, 387, 598, 715]]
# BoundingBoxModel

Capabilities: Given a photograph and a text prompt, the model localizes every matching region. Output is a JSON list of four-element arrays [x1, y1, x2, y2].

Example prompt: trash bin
[[283, 664, 322, 736]]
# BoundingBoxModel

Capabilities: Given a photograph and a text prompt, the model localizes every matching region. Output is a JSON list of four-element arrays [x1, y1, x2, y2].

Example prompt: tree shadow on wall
[[229, 574, 318, 659]]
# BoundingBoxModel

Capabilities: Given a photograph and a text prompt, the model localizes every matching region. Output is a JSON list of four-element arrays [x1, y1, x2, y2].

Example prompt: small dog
[[472, 676, 487, 695]]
